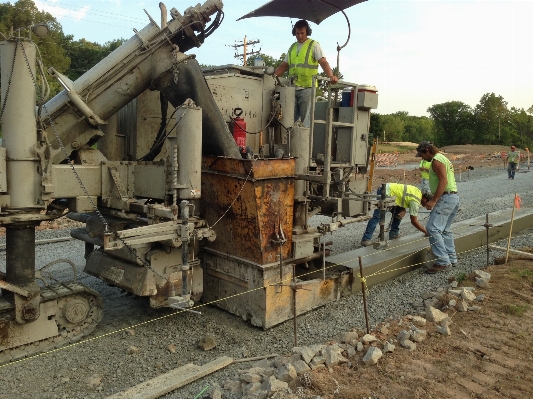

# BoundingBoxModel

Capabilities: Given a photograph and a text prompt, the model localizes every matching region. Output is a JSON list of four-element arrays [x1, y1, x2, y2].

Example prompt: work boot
[[389, 234, 402, 240], [360, 240, 373, 247], [425, 263, 450, 274], [451, 262, 458, 267]]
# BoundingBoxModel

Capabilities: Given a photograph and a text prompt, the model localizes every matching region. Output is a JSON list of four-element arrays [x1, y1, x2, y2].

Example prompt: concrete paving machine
[[0, 0, 378, 362]]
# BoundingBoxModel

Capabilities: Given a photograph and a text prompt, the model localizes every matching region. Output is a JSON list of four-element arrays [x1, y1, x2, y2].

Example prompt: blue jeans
[[508, 162, 517, 178], [427, 194, 459, 266], [294, 88, 312, 128], [362, 188, 403, 241]]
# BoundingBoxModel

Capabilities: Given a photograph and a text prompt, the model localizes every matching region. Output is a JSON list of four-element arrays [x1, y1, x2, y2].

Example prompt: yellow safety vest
[[419, 160, 431, 180], [388, 183, 421, 208], [429, 153, 457, 193], [288, 39, 319, 88], [507, 151, 519, 163]]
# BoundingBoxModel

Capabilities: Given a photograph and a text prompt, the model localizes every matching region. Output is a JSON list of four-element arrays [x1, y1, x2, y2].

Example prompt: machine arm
[[40, 0, 233, 163]]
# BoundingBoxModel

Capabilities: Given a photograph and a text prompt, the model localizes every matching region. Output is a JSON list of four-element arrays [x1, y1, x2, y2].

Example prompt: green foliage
[[376, 144, 416, 153], [65, 38, 126, 80], [456, 272, 467, 283], [427, 101, 474, 146], [0, 0, 72, 95], [426, 94, 533, 148], [0, 0, 127, 95], [317, 67, 343, 97], [369, 113, 384, 141], [504, 303, 528, 317], [369, 112, 433, 145], [509, 268, 533, 279]]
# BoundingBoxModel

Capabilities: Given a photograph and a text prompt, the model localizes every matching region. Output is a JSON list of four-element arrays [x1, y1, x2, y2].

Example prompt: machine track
[[0, 282, 103, 365]]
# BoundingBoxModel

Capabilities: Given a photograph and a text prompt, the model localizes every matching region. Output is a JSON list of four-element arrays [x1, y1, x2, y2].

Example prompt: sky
[[32, 0, 533, 117]]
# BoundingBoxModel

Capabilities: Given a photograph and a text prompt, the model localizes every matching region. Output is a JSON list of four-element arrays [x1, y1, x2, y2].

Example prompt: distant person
[[419, 156, 432, 194], [361, 183, 431, 247], [416, 141, 459, 274], [507, 145, 519, 179], [273, 19, 338, 128]]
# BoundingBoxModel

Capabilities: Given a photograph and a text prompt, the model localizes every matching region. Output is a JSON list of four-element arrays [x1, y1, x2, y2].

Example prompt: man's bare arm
[[274, 61, 289, 77], [318, 57, 338, 83]]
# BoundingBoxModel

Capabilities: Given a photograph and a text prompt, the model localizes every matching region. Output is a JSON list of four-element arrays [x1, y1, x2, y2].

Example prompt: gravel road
[[1, 165, 532, 399]]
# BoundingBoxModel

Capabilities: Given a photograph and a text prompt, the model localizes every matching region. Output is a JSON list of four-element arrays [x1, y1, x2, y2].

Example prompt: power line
[[229, 36, 261, 66], [39, 0, 147, 23]]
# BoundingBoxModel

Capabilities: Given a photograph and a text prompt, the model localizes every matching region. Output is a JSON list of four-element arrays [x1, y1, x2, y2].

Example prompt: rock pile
[[207, 270, 491, 399]]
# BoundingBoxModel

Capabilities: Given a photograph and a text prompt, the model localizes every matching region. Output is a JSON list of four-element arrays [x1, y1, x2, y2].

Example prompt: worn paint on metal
[[202, 157, 295, 264]]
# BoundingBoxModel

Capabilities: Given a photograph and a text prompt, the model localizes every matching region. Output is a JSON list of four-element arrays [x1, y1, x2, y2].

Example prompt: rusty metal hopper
[[201, 156, 295, 264]]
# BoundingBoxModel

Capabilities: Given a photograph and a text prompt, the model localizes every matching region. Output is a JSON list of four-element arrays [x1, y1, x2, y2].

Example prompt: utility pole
[[231, 36, 261, 66]]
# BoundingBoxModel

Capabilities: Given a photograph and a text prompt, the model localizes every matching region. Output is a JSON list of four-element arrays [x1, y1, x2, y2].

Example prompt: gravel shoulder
[[0, 150, 532, 399]]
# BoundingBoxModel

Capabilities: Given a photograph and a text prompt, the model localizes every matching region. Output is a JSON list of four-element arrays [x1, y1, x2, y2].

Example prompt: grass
[[456, 272, 467, 283], [376, 144, 416, 154], [509, 267, 533, 279], [504, 304, 529, 317]]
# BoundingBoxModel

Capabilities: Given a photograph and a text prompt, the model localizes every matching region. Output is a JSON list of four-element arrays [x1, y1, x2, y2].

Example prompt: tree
[[245, 52, 284, 68], [369, 113, 384, 142], [0, 0, 72, 95], [65, 38, 126, 80], [317, 66, 343, 97], [473, 93, 509, 145], [427, 101, 474, 146], [509, 107, 533, 149], [380, 114, 404, 142]]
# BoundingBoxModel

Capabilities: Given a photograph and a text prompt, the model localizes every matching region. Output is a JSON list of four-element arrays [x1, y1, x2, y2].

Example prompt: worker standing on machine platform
[[507, 145, 519, 179], [360, 183, 431, 247], [416, 141, 459, 274], [274, 19, 338, 128]]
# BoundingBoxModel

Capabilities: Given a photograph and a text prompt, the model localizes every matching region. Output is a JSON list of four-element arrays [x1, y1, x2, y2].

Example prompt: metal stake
[[484, 213, 493, 267], [322, 232, 326, 281], [358, 256, 370, 334], [292, 264, 298, 347]]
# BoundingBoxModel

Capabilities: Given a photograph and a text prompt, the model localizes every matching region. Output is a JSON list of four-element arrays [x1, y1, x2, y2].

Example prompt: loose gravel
[[0, 166, 532, 399]]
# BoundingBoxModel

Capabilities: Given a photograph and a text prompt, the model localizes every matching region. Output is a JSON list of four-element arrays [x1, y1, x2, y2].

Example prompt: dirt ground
[[372, 144, 513, 188], [2, 144, 529, 399], [289, 254, 533, 399], [293, 144, 533, 399]]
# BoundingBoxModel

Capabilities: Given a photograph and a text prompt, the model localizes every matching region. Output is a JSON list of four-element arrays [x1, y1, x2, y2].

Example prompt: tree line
[[370, 94, 533, 149], [0, 0, 124, 94], [2, 0, 532, 149]]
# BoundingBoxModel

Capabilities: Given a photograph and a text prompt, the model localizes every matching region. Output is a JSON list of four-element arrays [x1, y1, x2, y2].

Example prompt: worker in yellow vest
[[507, 145, 519, 179], [274, 19, 338, 128], [361, 183, 431, 247], [419, 158, 432, 194], [416, 141, 459, 274]]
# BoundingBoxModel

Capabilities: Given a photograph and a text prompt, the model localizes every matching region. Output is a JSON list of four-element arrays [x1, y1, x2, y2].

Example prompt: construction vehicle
[[0, 0, 378, 363]]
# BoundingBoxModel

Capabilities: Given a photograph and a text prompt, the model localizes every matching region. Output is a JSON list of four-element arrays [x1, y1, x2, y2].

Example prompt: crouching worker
[[361, 183, 431, 247]]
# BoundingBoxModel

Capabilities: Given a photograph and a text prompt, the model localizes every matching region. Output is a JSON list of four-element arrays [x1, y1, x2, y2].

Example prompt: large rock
[[262, 376, 290, 395], [461, 289, 477, 302], [437, 325, 452, 336], [198, 334, 217, 351], [361, 334, 377, 343], [291, 360, 311, 374], [474, 270, 491, 280], [383, 342, 395, 353], [340, 331, 359, 343], [400, 340, 416, 351], [411, 316, 427, 327], [241, 373, 262, 383], [410, 329, 427, 342], [275, 364, 297, 383], [426, 306, 448, 323], [363, 347, 383, 365]]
